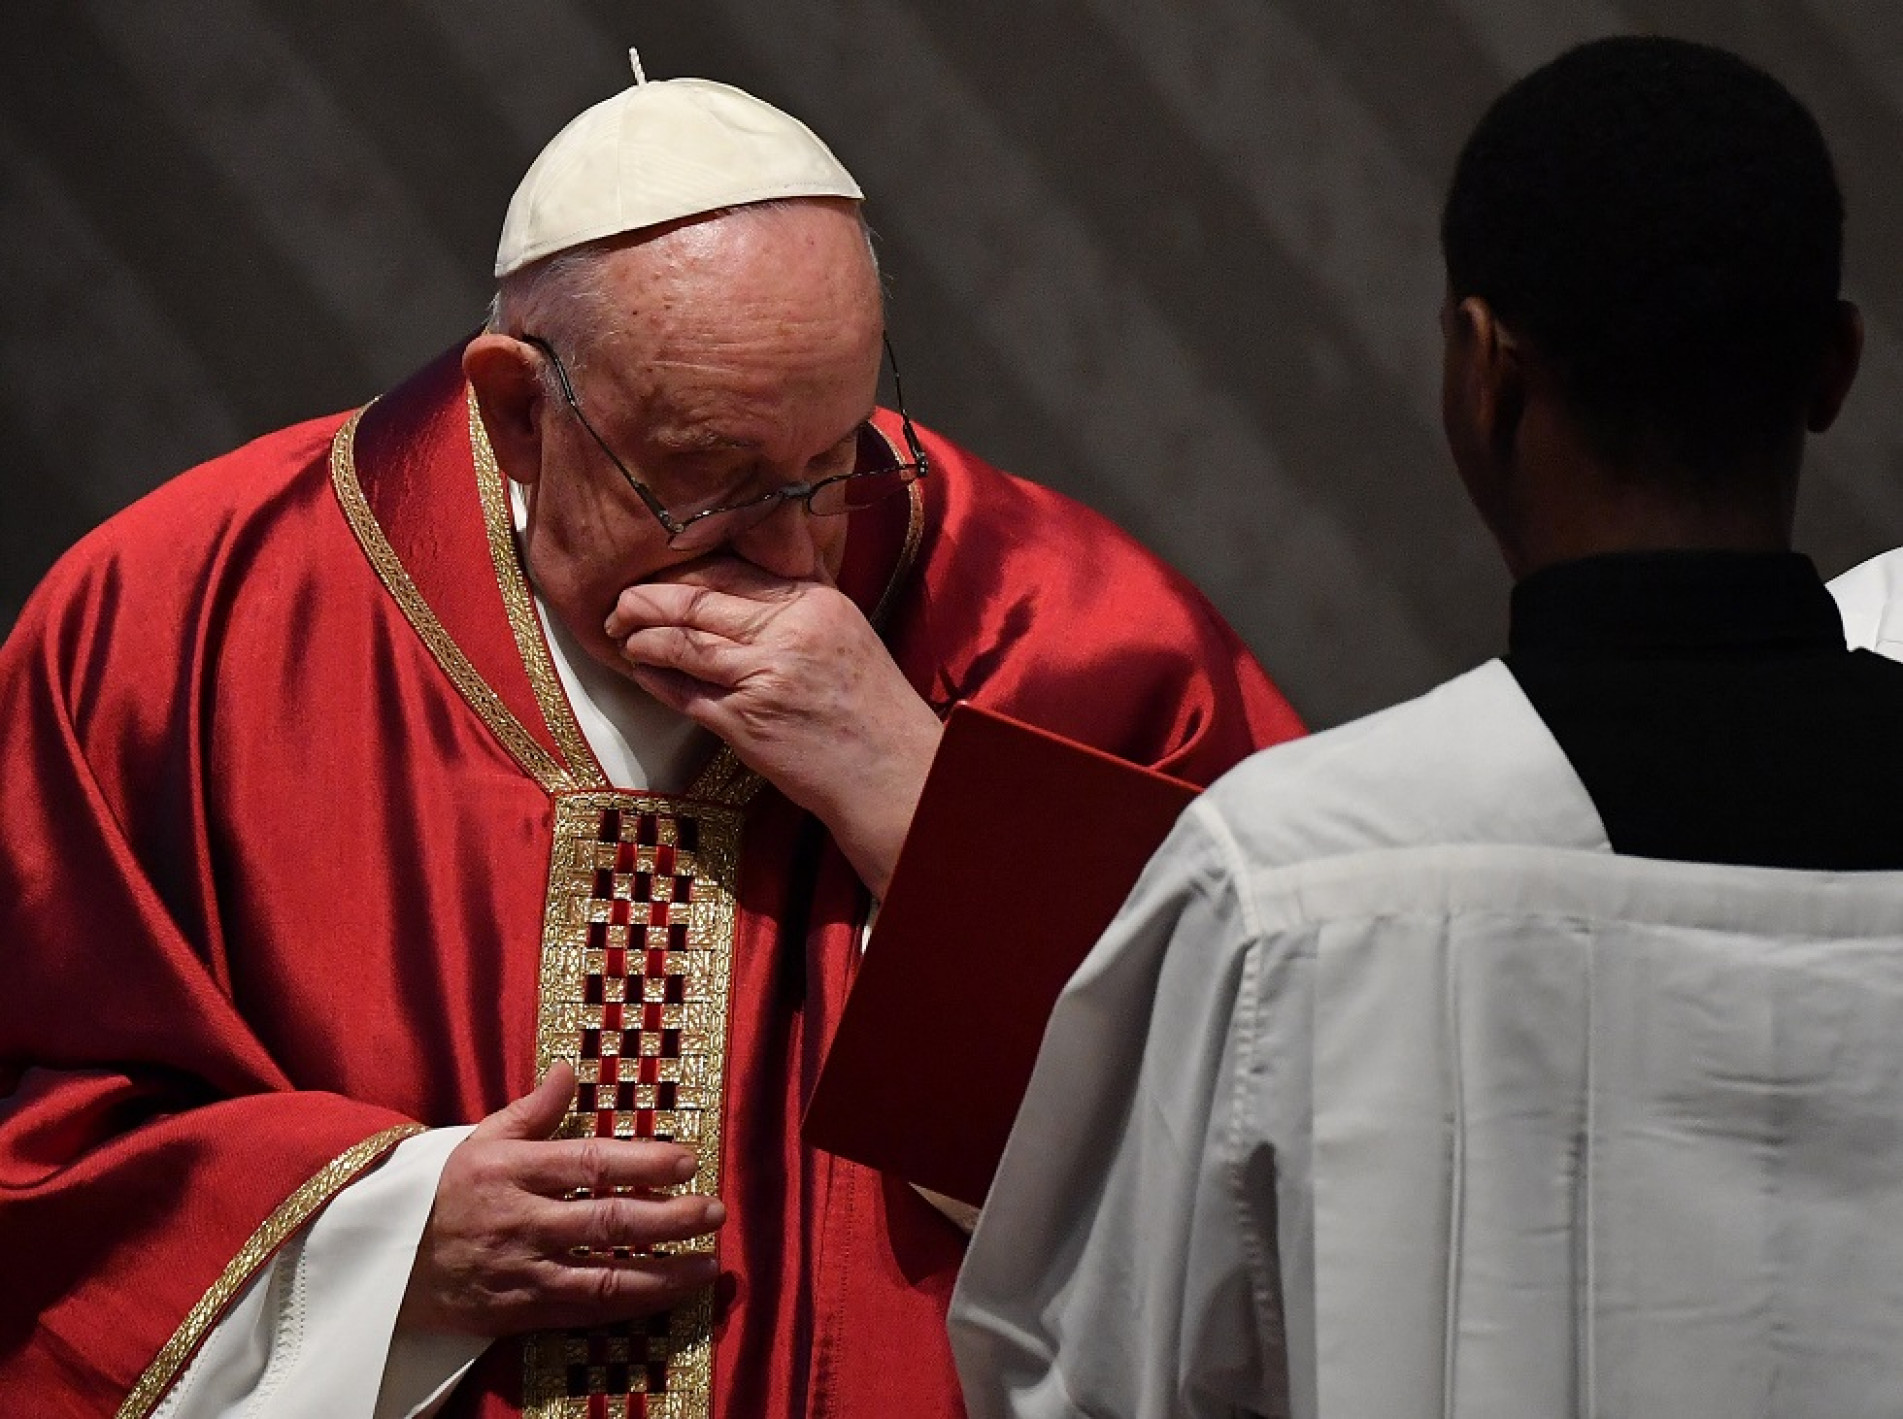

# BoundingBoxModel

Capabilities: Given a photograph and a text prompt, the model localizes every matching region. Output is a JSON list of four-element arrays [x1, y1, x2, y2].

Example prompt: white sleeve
[[155, 1126, 490, 1419], [950, 805, 1289, 1419]]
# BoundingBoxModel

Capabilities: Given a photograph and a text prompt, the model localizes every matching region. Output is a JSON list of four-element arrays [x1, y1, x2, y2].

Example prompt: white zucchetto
[[494, 50, 864, 278]]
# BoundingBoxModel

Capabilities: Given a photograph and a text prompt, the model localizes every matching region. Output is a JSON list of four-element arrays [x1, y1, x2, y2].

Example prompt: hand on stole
[[400, 1063, 724, 1336], [605, 558, 943, 899]]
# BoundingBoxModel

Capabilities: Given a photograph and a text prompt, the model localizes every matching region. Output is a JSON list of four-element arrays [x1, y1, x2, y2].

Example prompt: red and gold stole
[[521, 781, 750, 1419]]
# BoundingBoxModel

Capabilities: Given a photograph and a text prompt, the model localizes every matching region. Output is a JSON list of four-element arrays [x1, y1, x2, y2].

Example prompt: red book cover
[[802, 702, 1200, 1208]]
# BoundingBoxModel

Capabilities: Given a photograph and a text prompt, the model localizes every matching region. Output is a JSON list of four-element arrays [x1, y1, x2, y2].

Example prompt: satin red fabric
[[0, 342, 1301, 1416]]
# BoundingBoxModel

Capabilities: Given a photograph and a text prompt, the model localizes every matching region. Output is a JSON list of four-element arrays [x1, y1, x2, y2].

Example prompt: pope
[[0, 55, 1300, 1419]]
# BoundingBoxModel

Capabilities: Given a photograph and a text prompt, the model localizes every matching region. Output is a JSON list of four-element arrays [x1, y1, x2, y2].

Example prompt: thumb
[[474, 1060, 576, 1142]]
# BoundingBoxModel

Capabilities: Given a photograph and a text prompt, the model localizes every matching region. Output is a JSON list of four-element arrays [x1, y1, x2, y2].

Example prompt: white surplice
[[950, 661, 1903, 1419], [1830, 547, 1903, 658]]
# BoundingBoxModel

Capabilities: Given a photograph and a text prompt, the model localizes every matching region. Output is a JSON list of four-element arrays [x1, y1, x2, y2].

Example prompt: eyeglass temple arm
[[883, 335, 931, 473], [517, 334, 687, 535]]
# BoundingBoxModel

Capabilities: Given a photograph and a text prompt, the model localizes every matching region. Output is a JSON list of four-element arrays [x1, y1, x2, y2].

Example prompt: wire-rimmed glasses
[[521, 333, 930, 554]]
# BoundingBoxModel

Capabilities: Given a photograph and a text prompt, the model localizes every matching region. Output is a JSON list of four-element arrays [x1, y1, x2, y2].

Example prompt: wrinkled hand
[[400, 1064, 724, 1337], [604, 559, 943, 898]]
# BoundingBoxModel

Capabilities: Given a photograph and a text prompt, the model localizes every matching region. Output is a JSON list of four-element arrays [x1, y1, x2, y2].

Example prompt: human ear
[[1442, 296, 1524, 466], [463, 333, 549, 486], [1457, 297, 1524, 456], [1806, 300, 1863, 434], [1441, 294, 1530, 560]]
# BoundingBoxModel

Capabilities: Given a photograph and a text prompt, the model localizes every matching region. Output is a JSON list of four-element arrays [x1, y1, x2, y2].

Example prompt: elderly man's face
[[520, 201, 885, 675]]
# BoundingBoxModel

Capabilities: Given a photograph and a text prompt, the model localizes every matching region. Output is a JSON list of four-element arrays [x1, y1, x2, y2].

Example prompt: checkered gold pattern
[[525, 792, 744, 1419]]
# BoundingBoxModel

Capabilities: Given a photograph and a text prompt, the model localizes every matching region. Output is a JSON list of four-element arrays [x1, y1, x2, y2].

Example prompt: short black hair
[[1441, 36, 1844, 481]]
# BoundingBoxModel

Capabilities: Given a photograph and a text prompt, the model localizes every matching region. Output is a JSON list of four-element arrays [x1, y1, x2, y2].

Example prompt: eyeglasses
[[520, 333, 930, 553]]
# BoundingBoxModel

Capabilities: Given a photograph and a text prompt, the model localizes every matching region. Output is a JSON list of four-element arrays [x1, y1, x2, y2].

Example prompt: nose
[[726, 495, 827, 580]]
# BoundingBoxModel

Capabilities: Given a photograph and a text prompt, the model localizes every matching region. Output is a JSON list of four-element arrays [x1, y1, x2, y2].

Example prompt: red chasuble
[[0, 342, 1302, 1418]]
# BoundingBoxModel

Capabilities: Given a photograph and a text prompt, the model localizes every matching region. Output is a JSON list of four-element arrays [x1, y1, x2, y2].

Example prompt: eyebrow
[[650, 409, 875, 458], [650, 428, 759, 454]]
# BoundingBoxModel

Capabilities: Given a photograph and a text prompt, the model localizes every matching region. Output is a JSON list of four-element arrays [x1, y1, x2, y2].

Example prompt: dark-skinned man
[[954, 36, 1903, 1419]]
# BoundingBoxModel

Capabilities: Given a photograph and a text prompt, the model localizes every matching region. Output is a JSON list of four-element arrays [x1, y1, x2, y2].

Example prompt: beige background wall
[[4, 1, 1900, 727]]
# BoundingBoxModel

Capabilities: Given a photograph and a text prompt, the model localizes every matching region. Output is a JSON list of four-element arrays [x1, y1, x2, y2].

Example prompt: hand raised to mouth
[[605, 558, 943, 900]]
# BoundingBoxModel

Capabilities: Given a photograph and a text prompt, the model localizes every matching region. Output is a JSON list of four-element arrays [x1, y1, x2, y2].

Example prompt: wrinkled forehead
[[630, 202, 881, 316], [542, 219, 879, 446], [599, 206, 884, 374]]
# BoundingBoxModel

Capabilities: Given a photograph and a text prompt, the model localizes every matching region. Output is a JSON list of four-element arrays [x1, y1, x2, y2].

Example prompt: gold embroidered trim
[[117, 1123, 425, 1419], [331, 409, 578, 794], [866, 424, 927, 634], [468, 389, 610, 790], [525, 793, 745, 1418], [682, 746, 763, 808], [877, 478, 926, 630]]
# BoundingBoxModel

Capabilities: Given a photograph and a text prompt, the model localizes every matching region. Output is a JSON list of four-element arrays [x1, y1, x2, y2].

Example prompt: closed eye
[[648, 455, 759, 517], [809, 428, 866, 481]]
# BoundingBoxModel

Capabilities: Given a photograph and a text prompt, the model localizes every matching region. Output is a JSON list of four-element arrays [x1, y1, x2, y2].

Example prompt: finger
[[511, 1135, 702, 1196], [538, 1193, 728, 1256], [616, 624, 752, 689], [623, 663, 773, 763], [472, 1062, 576, 1143], [606, 581, 773, 643], [623, 663, 729, 720], [531, 1251, 722, 1331]]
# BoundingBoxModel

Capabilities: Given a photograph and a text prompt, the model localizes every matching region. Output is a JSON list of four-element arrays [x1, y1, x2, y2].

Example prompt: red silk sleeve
[[881, 414, 1304, 781], [0, 424, 420, 1414]]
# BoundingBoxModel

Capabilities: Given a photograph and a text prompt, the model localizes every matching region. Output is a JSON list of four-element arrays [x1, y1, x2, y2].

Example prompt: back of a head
[[1441, 37, 1844, 484]]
